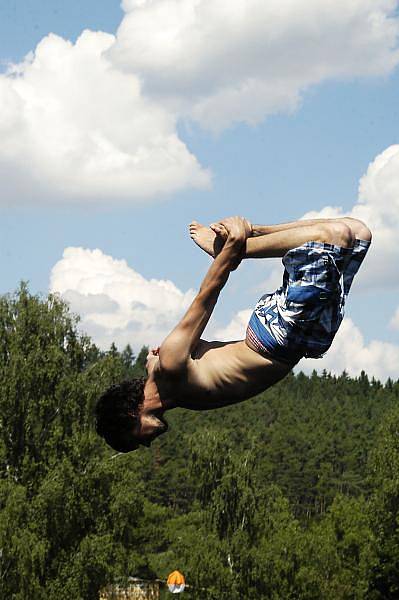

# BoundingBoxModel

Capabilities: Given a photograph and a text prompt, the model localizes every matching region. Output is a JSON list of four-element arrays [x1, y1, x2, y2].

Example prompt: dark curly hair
[[95, 378, 146, 452]]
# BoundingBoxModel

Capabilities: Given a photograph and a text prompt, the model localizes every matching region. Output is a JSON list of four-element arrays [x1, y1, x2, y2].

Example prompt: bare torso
[[156, 338, 292, 411]]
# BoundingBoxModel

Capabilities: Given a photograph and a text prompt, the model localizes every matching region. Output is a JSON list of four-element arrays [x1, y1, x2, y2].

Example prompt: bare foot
[[189, 221, 227, 257]]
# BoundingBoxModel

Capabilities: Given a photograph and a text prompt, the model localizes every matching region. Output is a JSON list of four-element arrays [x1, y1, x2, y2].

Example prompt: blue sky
[[0, 0, 398, 380]]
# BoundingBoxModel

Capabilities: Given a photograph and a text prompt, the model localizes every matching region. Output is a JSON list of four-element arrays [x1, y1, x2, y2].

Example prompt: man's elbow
[[159, 346, 187, 376], [159, 358, 187, 377]]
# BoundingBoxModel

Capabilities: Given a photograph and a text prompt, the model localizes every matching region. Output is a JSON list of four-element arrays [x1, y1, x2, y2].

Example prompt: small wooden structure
[[100, 578, 160, 600]]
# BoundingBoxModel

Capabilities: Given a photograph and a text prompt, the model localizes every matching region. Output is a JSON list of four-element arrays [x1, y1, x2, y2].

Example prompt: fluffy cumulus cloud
[[211, 309, 252, 341], [302, 144, 399, 292], [296, 318, 399, 382], [110, 0, 399, 130], [0, 31, 210, 204], [49, 247, 196, 350], [1, 1, 399, 202]]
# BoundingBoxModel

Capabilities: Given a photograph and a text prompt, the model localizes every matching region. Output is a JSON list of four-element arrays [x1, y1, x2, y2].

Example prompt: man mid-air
[[95, 215, 371, 452]]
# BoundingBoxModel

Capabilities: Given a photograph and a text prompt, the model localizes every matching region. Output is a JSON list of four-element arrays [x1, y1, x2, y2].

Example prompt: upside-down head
[[95, 378, 146, 452], [95, 376, 168, 452]]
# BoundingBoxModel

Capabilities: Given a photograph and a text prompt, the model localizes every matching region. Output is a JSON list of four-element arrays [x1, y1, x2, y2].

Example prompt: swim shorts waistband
[[247, 313, 303, 366]]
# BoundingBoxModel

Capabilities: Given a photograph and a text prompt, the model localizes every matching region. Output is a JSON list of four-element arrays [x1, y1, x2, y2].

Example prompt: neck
[[143, 373, 176, 413]]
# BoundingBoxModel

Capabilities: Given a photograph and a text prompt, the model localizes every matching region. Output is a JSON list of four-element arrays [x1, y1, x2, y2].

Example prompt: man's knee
[[340, 217, 372, 243], [317, 222, 355, 247]]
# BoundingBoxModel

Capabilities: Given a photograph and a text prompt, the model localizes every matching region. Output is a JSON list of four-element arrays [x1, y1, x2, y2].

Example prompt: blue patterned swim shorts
[[246, 239, 371, 365]]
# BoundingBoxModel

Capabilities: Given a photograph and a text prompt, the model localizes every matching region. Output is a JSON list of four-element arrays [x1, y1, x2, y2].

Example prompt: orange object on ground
[[167, 571, 186, 594]]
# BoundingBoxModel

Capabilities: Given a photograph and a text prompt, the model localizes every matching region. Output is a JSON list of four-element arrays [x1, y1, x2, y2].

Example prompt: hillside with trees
[[0, 286, 398, 599]]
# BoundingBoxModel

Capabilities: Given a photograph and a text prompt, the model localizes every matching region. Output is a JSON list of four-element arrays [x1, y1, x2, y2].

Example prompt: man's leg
[[244, 220, 355, 258], [190, 217, 371, 259], [252, 217, 372, 242]]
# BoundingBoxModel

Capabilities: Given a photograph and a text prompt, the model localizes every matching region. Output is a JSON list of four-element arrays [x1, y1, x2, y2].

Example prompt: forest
[[1, 285, 399, 599]]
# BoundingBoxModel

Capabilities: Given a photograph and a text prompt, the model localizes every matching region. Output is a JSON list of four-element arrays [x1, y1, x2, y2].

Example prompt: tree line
[[0, 285, 398, 599]]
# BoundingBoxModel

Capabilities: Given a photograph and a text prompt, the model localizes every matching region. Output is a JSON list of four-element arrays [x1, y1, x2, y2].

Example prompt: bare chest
[[173, 340, 291, 410]]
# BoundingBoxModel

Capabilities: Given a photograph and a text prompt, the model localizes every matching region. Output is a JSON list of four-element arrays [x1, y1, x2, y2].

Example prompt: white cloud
[[1, 1, 398, 202], [296, 318, 399, 382], [302, 144, 399, 292], [211, 309, 252, 341], [50, 246, 196, 350], [110, 0, 399, 131], [0, 30, 210, 204]]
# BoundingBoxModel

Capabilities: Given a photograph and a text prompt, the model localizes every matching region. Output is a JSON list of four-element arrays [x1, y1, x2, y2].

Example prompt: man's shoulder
[[191, 338, 225, 358]]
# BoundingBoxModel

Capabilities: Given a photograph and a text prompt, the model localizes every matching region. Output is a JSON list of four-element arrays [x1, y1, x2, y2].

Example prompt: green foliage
[[0, 286, 158, 599], [297, 495, 378, 599], [1, 284, 399, 598], [368, 404, 399, 598]]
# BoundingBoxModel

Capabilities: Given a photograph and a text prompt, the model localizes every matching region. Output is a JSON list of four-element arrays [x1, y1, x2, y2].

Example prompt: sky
[[0, 0, 398, 381]]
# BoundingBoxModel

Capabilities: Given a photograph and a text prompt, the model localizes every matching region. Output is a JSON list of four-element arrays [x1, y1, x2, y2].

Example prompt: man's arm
[[159, 217, 250, 374]]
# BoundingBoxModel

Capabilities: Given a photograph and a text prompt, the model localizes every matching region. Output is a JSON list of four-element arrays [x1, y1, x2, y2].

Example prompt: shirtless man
[[95, 215, 371, 452]]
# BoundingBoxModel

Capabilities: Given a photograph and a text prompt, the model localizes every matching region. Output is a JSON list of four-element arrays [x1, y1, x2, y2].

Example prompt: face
[[133, 412, 168, 448], [130, 347, 168, 448]]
